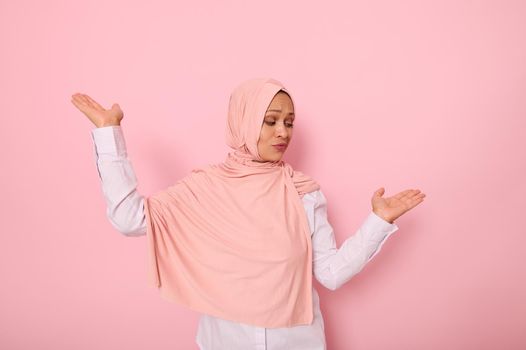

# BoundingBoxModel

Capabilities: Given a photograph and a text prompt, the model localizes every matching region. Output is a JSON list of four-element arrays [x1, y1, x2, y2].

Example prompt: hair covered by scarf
[[143, 77, 321, 328]]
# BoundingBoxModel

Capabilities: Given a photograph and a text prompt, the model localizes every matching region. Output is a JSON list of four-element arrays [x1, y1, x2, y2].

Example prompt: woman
[[71, 77, 425, 350]]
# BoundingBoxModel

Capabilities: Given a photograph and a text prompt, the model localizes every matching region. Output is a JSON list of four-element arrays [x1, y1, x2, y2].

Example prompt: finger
[[374, 188, 385, 197], [394, 189, 413, 200], [403, 198, 421, 211], [71, 94, 89, 107], [84, 94, 105, 111], [402, 189, 421, 200], [80, 94, 102, 111], [414, 197, 425, 208], [398, 192, 424, 207], [72, 94, 98, 114], [71, 98, 93, 114], [71, 95, 87, 108], [408, 196, 425, 209], [75, 94, 92, 108]]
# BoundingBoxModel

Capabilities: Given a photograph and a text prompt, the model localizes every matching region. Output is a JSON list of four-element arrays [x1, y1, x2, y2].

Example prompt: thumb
[[374, 187, 385, 197], [111, 103, 121, 111]]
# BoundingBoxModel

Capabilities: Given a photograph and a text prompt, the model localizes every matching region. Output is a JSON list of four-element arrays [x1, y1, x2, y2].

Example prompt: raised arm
[[91, 126, 147, 236], [310, 190, 399, 291], [71, 93, 146, 236]]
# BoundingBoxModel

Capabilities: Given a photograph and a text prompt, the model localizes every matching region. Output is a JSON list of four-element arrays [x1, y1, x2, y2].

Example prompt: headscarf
[[144, 77, 320, 328]]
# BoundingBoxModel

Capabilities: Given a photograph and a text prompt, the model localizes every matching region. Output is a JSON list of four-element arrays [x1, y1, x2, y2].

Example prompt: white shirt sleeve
[[90, 126, 399, 294], [309, 189, 399, 291], [91, 125, 146, 236]]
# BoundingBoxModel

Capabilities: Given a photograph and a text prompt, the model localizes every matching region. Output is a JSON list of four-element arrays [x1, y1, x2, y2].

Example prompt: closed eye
[[265, 121, 294, 128]]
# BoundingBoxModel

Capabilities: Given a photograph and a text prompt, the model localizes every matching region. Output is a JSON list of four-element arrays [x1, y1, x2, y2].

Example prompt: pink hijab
[[144, 77, 320, 328]]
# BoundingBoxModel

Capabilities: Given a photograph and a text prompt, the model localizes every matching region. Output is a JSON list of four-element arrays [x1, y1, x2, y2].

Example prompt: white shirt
[[91, 125, 399, 350]]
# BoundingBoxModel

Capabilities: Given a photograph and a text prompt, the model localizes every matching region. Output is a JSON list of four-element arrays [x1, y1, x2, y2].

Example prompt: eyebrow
[[265, 109, 295, 115]]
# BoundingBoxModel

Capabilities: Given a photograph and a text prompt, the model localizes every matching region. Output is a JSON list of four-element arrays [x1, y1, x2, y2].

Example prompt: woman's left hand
[[371, 187, 426, 224]]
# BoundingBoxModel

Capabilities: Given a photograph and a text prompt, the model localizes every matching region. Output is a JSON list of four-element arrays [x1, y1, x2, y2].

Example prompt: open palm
[[71, 93, 123, 128], [371, 187, 426, 224]]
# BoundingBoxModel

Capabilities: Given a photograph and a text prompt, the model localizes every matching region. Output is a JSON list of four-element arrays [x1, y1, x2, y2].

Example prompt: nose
[[275, 122, 287, 138]]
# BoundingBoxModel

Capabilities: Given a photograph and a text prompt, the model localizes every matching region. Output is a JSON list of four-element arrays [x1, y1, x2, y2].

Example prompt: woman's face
[[256, 91, 295, 162]]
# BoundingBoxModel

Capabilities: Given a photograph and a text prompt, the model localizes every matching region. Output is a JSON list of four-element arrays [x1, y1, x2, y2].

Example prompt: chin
[[260, 155, 282, 162], [259, 149, 286, 162]]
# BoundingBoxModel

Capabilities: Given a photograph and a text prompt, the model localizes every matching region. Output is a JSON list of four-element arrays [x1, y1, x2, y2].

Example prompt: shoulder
[[302, 188, 327, 208]]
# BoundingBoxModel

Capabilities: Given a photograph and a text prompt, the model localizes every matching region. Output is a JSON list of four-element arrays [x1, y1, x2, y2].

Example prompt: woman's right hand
[[71, 93, 124, 128]]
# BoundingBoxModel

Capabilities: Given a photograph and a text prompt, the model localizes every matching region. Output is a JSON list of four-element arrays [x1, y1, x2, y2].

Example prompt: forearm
[[311, 190, 399, 291], [314, 211, 398, 290], [91, 125, 147, 236]]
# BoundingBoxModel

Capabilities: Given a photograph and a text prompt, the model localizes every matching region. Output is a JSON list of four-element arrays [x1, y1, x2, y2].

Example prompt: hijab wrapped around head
[[144, 77, 320, 328]]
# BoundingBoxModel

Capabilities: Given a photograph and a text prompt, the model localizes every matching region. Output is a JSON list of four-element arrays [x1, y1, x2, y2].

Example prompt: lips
[[272, 144, 287, 152]]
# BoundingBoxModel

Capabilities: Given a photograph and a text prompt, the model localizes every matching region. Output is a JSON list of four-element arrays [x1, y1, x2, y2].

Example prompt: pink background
[[1, 0, 525, 349]]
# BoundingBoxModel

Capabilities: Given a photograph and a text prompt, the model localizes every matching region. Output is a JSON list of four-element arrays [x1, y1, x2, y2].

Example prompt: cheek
[[258, 125, 270, 144]]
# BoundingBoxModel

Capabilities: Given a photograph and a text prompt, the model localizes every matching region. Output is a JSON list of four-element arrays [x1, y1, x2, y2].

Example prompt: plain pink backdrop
[[1, 0, 525, 349]]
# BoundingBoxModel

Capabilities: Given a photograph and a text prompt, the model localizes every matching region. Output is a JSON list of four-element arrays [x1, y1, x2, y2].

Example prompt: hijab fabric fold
[[144, 78, 320, 328]]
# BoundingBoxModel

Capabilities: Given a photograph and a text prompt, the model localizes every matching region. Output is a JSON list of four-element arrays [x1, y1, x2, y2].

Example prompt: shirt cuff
[[91, 125, 127, 157], [362, 211, 399, 242]]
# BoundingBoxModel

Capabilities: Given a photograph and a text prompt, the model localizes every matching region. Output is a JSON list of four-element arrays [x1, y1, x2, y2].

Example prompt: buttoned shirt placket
[[254, 326, 266, 350]]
